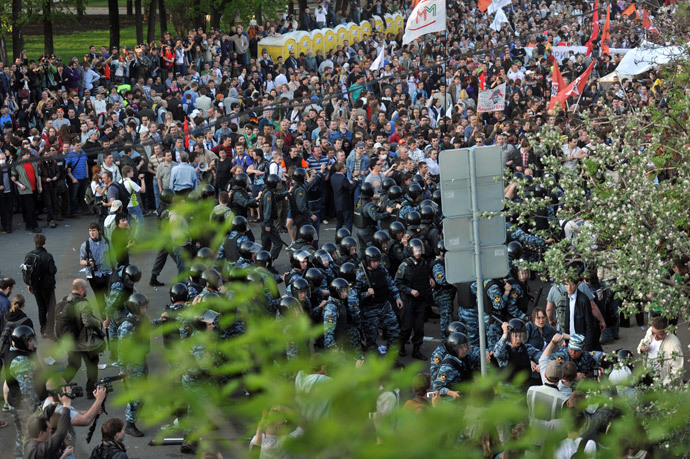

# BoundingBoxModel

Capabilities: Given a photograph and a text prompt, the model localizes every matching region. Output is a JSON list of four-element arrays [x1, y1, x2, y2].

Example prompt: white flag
[[487, 0, 511, 14], [477, 83, 506, 113], [402, 0, 447, 45], [490, 8, 509, 32], [370, 47, 385, 71]]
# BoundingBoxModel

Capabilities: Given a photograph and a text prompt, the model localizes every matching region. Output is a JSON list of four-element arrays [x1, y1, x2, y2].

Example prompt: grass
[[8, 23, 162, 61]]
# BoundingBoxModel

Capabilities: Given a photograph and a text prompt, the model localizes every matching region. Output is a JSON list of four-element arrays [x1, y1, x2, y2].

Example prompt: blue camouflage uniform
[[8, 352, 40, 457], [117, 313, 150, 424], [432, 352, 481, 395], [346, 288, 363, 352], [431, 256, 456, 344], [323, 297, 349, 349], [430, 345, 447, 381], [398, 200, 418, 220], [186, 281, 202, 302], [506, 222, 546, 247], [462, 282, 490, 348], [493, 337, 542, 381], [216, 232, 249, 260], [105, 281, 132, 360], [354, 267, 401, 353], [549, 349, 603, 376]]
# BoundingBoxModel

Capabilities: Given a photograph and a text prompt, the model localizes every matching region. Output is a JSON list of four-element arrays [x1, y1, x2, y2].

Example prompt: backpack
[[84, 184, 95, 205], [90, 441, 125, 459], [22, 251, 42, 287], [54, 296, 81, 339], [109, 181, 130, 210], [0, 315, 30, 355]]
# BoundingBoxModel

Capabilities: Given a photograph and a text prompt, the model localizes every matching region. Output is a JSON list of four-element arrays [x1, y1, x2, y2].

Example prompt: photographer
[[42, 384, 107, 445], [25, 389, 74, 459], [79, 222, 113, 318]]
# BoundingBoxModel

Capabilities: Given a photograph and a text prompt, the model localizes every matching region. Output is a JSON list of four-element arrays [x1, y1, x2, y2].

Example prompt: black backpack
[[109, 182, 130, 212], [22, 251, 42, 287], [54, 296, 81, 339]]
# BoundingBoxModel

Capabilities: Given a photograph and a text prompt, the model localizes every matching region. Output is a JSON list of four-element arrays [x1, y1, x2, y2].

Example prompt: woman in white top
[[91, 166, 107, 223], [425, 149, 440, 176]]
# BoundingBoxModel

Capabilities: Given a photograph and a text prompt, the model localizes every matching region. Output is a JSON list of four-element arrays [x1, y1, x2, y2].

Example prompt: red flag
[[410, 0, 420, 8], [642, 9, 659, 33], [478, 0, 492, 12], [183, 116, 190, 149], [549, 57, 565, 108], [622, 3, 638, 18], [600, 4, 611, 56], [479, 72, 486, 91], [585, 1, 599, 56], [549, 60, 595, 111]]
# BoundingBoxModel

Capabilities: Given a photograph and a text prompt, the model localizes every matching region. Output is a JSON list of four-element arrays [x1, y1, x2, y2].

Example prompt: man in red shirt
[[11, 149, 42, 233]]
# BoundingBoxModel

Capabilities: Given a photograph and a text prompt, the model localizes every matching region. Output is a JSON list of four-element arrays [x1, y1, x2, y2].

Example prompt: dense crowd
[[0, 0, 687, 456]]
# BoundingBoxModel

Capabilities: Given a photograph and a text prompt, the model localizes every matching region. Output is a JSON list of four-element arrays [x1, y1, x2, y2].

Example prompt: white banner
[[402, 0, 447, 45], [477, 83, 506, 113], [524, 46, 632, 63]]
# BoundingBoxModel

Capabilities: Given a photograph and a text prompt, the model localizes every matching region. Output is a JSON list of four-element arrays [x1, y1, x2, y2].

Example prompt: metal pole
[[468, 147, 487, 376]]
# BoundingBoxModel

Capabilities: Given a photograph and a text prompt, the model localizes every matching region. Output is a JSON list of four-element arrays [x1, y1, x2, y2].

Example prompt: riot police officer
[[353, 182, 395, 257], [380, 184, 403, 230], [229, 172, 260, 218], [323, 278, 352, 350], [291, 224, 318, 253], [430, 321, 467, 381], [399, 182, 423, 220], [336, 236, 359, 266], [432, 332, 480, 399], [186, 263, 205, 300], [217, 215, 254, 262], [312, 249, 336, 286], [354, 247, 403, 355], [236, 241, 263, 268], [372, 230, 392, 273], [287, 167, 319, 245], [105, 264, 141, 361], [388, 221, 406, 274], [156, 282, 191, 348], [493, 319, 542, 385], [261, 174, 289, 260], [418, 204, 441, 261], [284, 249, 311, 287], [431, 240, 457, 344], [395, 238, 433, 360]]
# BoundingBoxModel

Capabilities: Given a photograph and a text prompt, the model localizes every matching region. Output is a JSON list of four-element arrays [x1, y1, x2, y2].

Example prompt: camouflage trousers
[[9, 403, 32, 458], [433, 289, 456, 344], [361, 302, 401, 352], [124, 363, 147, 424]]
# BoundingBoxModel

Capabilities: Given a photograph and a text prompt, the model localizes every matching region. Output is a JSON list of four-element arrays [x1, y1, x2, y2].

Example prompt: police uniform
[[432, 354, 478, 395], [6, 350, 40, 458], [431, 256, 456, 344], [388, 240, 405, 275], [260, 188, 289, 260], [229, 185, 259, 218], [506, 222, 546, 248], [395, 256, 432, 352], [398, 198, 418, 220], [288, 182, 314, 228], [354, 267, 401, 353], [430, 345, 447, 381], [105, 276, 133, 361], [353, 196, 389, 256], [217, 231, 250, 262], [323, 297, 349, 349], [186, 280, 203, 301], [549, 349, 602, 376], [117, 312, 150, 426], [493, 336, 542, 382]]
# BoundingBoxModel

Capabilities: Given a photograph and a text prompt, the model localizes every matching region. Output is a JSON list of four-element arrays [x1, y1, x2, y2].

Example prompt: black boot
[[411, 346, 426, 360], [180, 441, 198, 454], [149, 276, 165, 287], [398, 345, 407, 357], [125, 422, 145, 437]]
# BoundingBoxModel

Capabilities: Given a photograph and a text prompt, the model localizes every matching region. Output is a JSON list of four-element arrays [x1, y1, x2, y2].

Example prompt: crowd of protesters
[[0, 0, 687, 456]]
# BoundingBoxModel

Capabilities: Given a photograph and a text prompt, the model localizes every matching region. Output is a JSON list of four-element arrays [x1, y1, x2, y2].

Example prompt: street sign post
[[439, 146, 507, 375]]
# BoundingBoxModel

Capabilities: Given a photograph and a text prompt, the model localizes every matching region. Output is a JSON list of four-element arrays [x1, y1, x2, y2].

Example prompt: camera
[[50, 383, 84, 399], [96, 374, 126, 393]]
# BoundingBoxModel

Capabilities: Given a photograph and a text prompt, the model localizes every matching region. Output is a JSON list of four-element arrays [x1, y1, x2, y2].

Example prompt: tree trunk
[[135, 0, 144, 43], [147, 0, 157, 43], [192, 0, 201, 30], [43, 0, 54, 55], [0, 38, 8, 65], [210, 0, 230, 29], [158, 0, 167, 39], [256, 5, 262, 24], [127, 0, 133, 16], [109, 0, 121, 50], [76, 0, 85, 17], [12, 0, 23, 61]]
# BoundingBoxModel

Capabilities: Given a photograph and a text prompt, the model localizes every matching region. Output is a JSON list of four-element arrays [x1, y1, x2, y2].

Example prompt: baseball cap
[[544, 361, 562, 383], [568, 334, 585, 351], [111, 200, 123, 212]]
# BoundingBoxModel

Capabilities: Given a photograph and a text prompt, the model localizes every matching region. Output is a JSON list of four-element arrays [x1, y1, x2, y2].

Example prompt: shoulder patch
[[433, 355, 440, 364], [267, 196, 271, 201], [494, 295, 501, 303], [298, 191, 303, 196], [512, 291, 518, 298], [440, 373, 447, 381], [326, 317, 334, 325], [436, 272, 443, 279], [397, 269, 403, 276]]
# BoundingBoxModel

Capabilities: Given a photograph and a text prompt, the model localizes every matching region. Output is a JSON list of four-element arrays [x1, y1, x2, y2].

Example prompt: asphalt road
[[0, 212, 686, 458]]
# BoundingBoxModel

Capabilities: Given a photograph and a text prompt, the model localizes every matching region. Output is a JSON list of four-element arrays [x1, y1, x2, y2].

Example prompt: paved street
[[0, 212, 686, 458]]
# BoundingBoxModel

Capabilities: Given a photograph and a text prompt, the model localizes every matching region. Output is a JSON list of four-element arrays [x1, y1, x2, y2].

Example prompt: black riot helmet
[[437, 240, 447, 255], [201, 183, 216, 199], [339, 262, 357, 283], [533, 183, 546, 198], [160, 188, 174, 204], [321, 242, 340, 260], [197, 247, 214, 260], [412, 174, 426, 188], [239, 241, 262, 260], [246, 270, 266, 286], [432, 189, 442, 208], [170, 283, 189, 303], [278, 296, 302, 314], [372, 230, 391, 251], [364, 246, 382, 265], [508, 318, 526, 334], [123, 265, 142, 285], [329, 278, 350, 300], [340, 236, 358, 257], [233, 172, 250, 189], [293, 167, 307, 184], [407, 182, 423, 200], [382, 177, 397, 193], [360, 181, 375, 198], [290, 249, 312, 269], [445, 332, 470, 356], [387, 185, 403, 201], [255, 250, 272, 269], [291, 277, 310, 298], [298, 225, 317, 243], [615, 349, 635, 370], [265, 174, 280, 189], [312, 249, 333, 269], [389, 221, 405, 238], [408, 238, 424, 258], [232, 215, 248, 233], [11, 325, 36, 353], [335, 228, 351, 245], [507, 241, 523, 261], [445, 321, 467, 339], [304, 268, 324, 289], [405, 210, 421, 229], [201, 269, 221, 289], [189, 263, 206, 283], [419, 204, 435, 223], [125, 292, 149, 315]]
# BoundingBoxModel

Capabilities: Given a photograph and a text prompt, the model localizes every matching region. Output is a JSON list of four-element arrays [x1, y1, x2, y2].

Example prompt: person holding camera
[[59, 279, 106, 396], [25, 388, 74, 459], [79, 222, 113, 318]]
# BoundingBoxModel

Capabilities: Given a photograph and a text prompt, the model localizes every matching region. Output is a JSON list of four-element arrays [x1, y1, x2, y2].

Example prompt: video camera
[[49, 383, 84, 399], [96, 374, 126, 393]]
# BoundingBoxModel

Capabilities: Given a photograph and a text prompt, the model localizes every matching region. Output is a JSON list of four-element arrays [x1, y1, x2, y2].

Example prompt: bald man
[[61, 279, 106, 395]]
